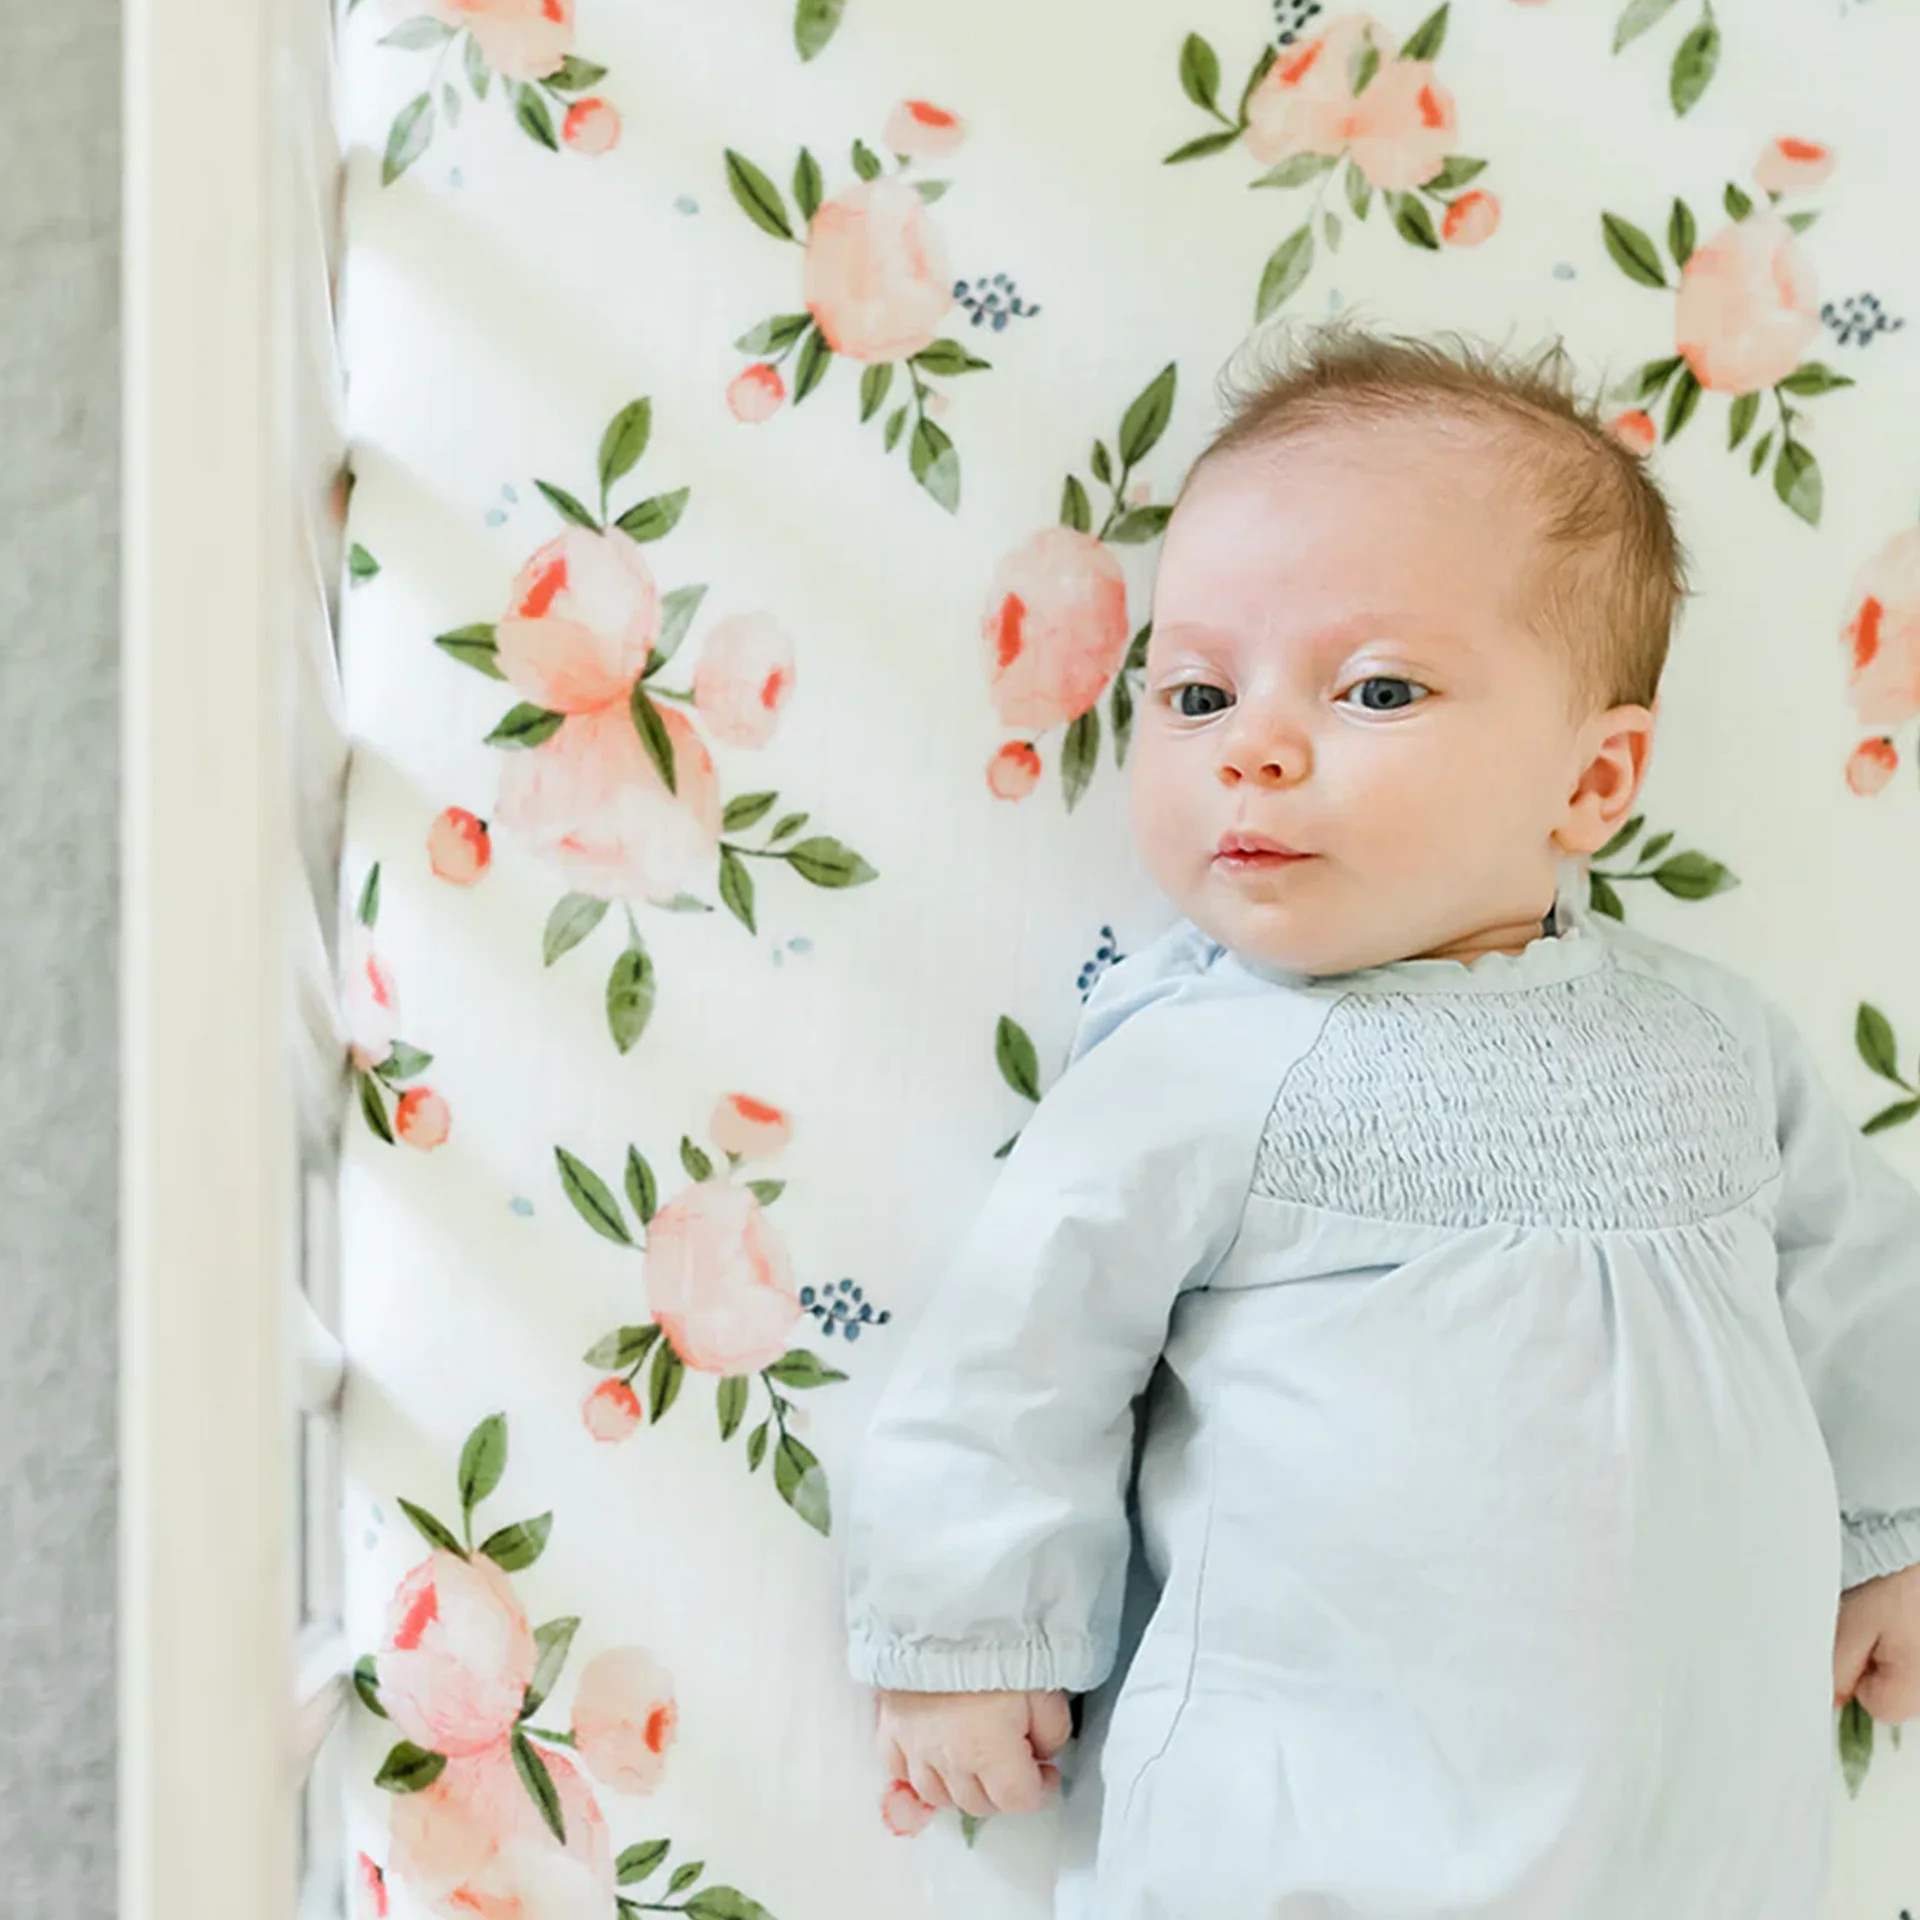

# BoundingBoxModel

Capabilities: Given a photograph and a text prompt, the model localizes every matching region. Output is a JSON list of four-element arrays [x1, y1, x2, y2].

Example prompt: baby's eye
[[1340, 675, 1429, 713], [1171, 683, 1233, 718]]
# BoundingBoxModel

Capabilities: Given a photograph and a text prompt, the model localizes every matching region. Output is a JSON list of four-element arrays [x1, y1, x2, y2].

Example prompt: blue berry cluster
[[1077, 925, 1126, 1000], [954, 275, 1040, 331], [1822, 293, 1906, 348], [800, 1278, 892, 1341], [1273, 0, 1325, 45]]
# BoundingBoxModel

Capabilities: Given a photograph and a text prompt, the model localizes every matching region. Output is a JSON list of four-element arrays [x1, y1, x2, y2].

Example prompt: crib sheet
[[333, 2, 1920, 1915]]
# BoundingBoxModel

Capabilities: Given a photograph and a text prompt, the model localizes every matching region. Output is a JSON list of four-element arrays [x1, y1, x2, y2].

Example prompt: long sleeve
[[1763, 999, 1920, 1589], [843, 972, 1326, 1695]]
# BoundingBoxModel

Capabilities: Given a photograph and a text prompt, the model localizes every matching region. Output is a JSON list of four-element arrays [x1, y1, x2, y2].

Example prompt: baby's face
[[1132, 419, 1609, 976]]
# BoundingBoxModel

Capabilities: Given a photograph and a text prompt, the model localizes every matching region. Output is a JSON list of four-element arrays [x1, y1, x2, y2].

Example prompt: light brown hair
[[1177, 317, 1690, 716]]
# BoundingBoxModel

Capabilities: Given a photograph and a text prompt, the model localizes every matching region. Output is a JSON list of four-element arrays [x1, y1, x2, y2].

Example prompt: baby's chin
[[1175, 875, 1382, 980]]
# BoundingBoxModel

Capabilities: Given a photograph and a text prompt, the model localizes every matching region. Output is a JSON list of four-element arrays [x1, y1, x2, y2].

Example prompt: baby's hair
[[1178, 316, 1691, 717]]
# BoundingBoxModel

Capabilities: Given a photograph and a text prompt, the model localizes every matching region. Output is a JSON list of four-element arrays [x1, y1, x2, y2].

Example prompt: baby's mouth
[[1214, 833, 1316, 872]]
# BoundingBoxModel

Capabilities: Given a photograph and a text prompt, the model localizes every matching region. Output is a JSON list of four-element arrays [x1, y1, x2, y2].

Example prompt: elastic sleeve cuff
[[846, 1624, 1107, 1694], [1841, 1507, 1920, 1589]]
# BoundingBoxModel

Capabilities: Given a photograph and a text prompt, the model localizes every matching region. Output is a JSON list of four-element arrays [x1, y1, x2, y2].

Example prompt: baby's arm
[[874, 1687, 1071, 1818]]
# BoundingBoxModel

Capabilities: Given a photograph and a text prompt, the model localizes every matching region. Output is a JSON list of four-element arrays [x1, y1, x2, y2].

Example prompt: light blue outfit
[[844, 857, 1920, 1919]]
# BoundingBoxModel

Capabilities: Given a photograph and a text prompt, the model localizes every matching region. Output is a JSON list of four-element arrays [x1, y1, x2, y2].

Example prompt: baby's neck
[[1409, 901, 1557, 966]]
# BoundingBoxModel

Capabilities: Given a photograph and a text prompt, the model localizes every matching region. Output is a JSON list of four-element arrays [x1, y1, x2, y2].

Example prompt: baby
[[843, 323, 1920, 1918]]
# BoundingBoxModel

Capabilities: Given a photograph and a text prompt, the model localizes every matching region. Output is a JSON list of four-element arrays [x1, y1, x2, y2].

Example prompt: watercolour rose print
[[1166, 7, 1502, 321], [1585, 815, 1735, 920], [984, 367, 1176, 810], [353, 1414, 780, 1919], [725, 108, 1024, 512], [562, 1096, 888, 1535], [362, 0, 622, 184], [429, 398, 876, 1054], [1601, 145, 1855, 526], [346, 862, 452, 1150], [1855, 1005, 1920, 1138], [1839, 520, 1920, 795]]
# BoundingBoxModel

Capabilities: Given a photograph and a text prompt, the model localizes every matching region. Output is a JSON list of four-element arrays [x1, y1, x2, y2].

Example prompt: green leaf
[[685, 1893, 775, 1920], [996, 1016, 1042, 1102], [726, 150, 795, 239], [586, 1325, 661, 1375], [1594, 813, 1643, 860], [669, 1864, 705, 1897], [765, 1349, 848, 1389], [375, 1741, 447, 1793], [479, 1513, 553, 1572], [556, 1146, 632, 1246], [382, 94, 434, 186], [1426, 155, 1487, 193], [357, 862, 382, 927], [1784, 209, 1818, 234], [358, 1071, 395, 1143], [486, 703, 566, 749], [1163, 128, 1242, 164], [851, 138, 883, 181], [913, 179, 951, 202], [1651, 851, 1735, 900], [1401, 4, 1449, 60], [717, 1374, 750, 1441], [1724, 181, 1753, 221], [464, 32, 490, 96], [1638, 830, 1675, 864], [1236, 44, 1279, 121], [1111, 667, 1135, 766], [458, 1414, 508, 1531], [1108, 506, 1172, 544], [597, 400, 652, 501], [910, 338, 991, 376], [435, 624, 506, 679], [546, 55, 607, 91], [606, 943, 656, 1055], [747, 1179, 785, 1205], [882, 405, 909, 453], [718, 846, 756, 933], [909, 417, 961, 513], [791, 326, 833, 406], [354, 1654, 387, 1718], [1613, 0, 1679, 51], [381, 16, 456, 49], [512, 1730, 567, 1843], [1178, 33, 1222, 113], [630, 684, 678, 793], [398, 1497, 464, 1556], [794, 0, 846, 60], [732, 313, 812, 354], [1669, 18, 1719, 117], [1774, 439, 1822, 526], [1124, 622, 1153, 673], [769, 811, 808, 841], [1060, 474, 1092, 532], [746, 1421, 770, 1471], [859, 362, 893, 423], [722, 791, 778, 831], [626, 1145, 658, 1225], [1345, 163, 1373, 221], [514, 83, 559, 151], [785, 836, 878, 887], [774, 1434, 832, 1535], [1667, 197, 1696, 267], [522, 1616, 581, 1719], [680, 1136, 715, 1183], [1090, 441, 1112, 485], [1838, 1696, 1873, 1796], [1118, 363, 1177, 467], [1061, 707, 1099, 810], [1778, 362, 1854, 397], [1256, 225, 1315, 320], [348, 542, 380, 584], [651, 583, 706, 673], [1636, 355, 1683, 400], [1349, 32, 1381, 95], [959, 1812, 985, 1847], [618, 1841, 672, 1886], [533, 478, 597, 530], [1865, 1099, 1920, 1136], [373, 1040, 432, 1085], [1727, 390, 1759, 449], [543, 893, 609, 966], [1389, 191, 1439, 250], [613, 489, 689, 544], [1663, 366, 1701, 440], [793, 147, 824, 223], [1601, 212, 1667, 288], [1322, 210, 1342, 251], [1856, 1004, 1904, 1084], [1588, 872, 1626, 920], [649, 1339, 686, 1422]]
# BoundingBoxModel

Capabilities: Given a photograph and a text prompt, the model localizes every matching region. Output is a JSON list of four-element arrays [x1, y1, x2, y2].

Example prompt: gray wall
[[0, 0, 120, 1908]]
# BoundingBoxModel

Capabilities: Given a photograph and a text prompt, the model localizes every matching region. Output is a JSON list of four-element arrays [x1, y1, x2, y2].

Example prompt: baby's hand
[[1834, 1561, 1920, 1724], [875, 1687, 1071, 1819]]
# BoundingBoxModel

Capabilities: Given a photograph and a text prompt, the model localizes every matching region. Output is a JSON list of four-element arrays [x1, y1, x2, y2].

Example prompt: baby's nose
[[1216, 729, 1307, 788]]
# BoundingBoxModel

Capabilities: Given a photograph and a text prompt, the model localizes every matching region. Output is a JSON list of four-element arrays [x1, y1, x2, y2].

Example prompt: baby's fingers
[[1833, 1601, 1880, 1706], [906, 1758, 955, 1814], [978, 1746, 1053, 1817], [943, 1769, 999, 1821]]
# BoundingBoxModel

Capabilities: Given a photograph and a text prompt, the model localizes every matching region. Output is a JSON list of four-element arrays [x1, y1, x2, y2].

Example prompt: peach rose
[[1846, 737, 1897, 796], [389, 1741, 613, 1920], [496, 529, 660, 716], [561, 97, 620, 156], [881, 1779, 938, 1837], [1244, 16, 1378, 166], [646, 1181, 799, 1375], [691, 613, 795, 748], [377, 1551, 538, 1758], [396, 1087, 452, 1151], [355, 1853, 389, 1920], [1608, 410, 1658, 456], [987, 740, 1042, 800], [1344, 58, 1456, 191], [344, 928, 399, 1071], [493, 702, 722, 905], [883, 99, 966, 158], [424, 0, 574, 83], [1673, 215, 1820, 395], [429, 807, 492, 886], [1754, 137, 1834, 197], [1442, 189, 1499, 247], [710, 1093, 792, 1161], [570, 1648, 678, 1796], [803, 177, 953, 363], [727, 363, 785, 423], [983, 527, 1130, 732], [581, 1378, 642, 1443], [1840, 526, 1920, 729]]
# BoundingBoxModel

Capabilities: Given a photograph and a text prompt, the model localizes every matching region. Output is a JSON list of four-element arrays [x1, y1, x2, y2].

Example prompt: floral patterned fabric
[[334, 1, 1920, 1915]]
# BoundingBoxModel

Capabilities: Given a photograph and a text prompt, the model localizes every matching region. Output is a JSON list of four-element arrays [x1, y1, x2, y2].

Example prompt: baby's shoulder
[[1586, 911, 1778, 1064]]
